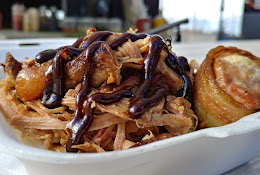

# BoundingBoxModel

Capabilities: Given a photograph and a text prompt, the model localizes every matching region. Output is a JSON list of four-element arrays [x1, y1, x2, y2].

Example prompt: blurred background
[[0, 0, 259, 42]]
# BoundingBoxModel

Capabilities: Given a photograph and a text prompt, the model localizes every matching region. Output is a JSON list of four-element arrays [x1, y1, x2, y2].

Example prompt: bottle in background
[[28, 8, 40, 32], [12, 3, 24, 30]]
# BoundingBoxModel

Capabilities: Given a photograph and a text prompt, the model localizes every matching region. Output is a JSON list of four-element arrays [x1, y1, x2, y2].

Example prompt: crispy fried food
[[194, 46, 260, 127], [16, 67, 46, 101]]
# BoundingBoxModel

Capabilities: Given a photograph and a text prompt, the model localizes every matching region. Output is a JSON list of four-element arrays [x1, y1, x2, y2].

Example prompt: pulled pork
[[0, 28, 198, 153]]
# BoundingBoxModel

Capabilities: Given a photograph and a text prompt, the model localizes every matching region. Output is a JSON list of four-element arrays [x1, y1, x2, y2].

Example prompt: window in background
[[221, 0, 244, 38], [161, 0, 245, 41], [161, 0, 221, 34]]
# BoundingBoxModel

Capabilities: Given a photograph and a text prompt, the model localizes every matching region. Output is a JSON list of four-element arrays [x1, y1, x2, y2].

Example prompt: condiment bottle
[[12, 3, 24, 30], [28, 8, 40, 32]]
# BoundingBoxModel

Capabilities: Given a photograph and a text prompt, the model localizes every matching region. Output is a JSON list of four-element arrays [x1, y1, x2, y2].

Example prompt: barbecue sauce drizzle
[[41, 50, 64, 108], [81, 31, 113, 48], [128, 35, 166, 119], [165, 52, 193, 102], [41, 47, 86, 108], [35, 30, 192, 152], [40, 31, 113, 108], [66, 32, 148, 152]]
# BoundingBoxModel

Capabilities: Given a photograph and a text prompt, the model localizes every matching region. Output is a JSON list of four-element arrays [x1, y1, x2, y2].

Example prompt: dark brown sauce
[[41, 50, 65, 108], [35, 33, 89, 64], [63, 47, 86, 58], [36, 30, 192, 152], [67, 89, 133, 152], [67, 36, 148, 151], [66, 33, 148, 152], [65, 41, 104, 152], [177, 56, 190, 72], [35, 49, 58, 64], [128, 35, 166, 119], [81, 31, 113, 48], [72, 35, 85, 48], [41, 47, 86, 108], [129, 87, 166, 119], [35, 46, 85, 64], [165, 52, 192, 102], [41, 31, 113, 108]]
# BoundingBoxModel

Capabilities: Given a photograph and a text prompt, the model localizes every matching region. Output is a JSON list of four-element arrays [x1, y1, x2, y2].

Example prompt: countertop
[[0, 29, 65, 40]]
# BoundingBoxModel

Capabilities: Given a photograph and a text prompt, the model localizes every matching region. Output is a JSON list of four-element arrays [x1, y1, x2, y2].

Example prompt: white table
[[0, 38, 260, 175]]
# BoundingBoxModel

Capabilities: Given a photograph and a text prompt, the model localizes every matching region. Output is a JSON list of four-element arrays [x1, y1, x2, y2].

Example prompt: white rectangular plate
[[0, 38, 260, 175]]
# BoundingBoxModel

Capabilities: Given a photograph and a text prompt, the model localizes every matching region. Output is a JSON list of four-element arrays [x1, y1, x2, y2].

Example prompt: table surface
[[0, 29, 65, 40], [0, 38, 260, 175]]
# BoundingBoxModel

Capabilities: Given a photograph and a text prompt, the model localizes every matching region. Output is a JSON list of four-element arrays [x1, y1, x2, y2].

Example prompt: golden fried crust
[[214, 53, 260, 110], [194, 46, 259, 127]]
